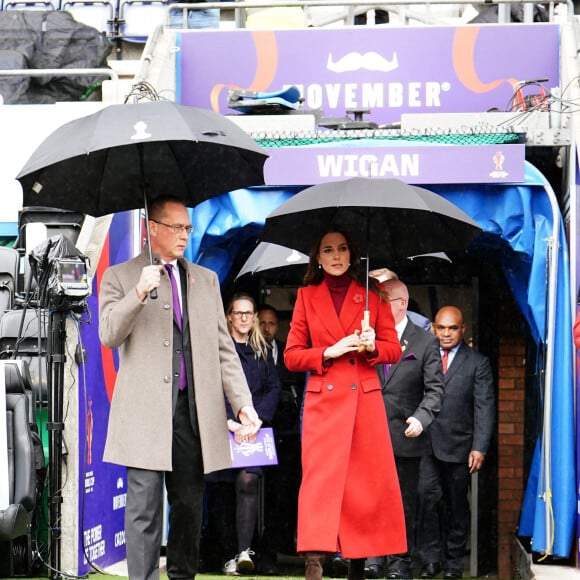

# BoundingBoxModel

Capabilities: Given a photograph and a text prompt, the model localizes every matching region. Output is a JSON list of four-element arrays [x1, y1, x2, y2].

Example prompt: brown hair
[[302, 226, 385, 300], [148, 195, 185, 221]]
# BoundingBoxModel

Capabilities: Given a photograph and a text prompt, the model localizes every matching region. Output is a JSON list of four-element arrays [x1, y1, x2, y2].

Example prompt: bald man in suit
[[416, 306, 495, 580]]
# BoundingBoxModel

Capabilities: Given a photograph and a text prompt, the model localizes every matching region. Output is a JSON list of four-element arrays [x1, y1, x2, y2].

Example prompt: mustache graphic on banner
[[327, 51, 399, 73]]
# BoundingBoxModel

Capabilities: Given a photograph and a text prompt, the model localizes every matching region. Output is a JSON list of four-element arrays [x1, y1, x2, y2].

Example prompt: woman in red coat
[[284, 227, 407, 580]]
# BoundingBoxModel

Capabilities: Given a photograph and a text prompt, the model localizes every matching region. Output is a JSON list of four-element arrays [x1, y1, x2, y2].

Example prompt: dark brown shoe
[[304, 553, 324, 580]]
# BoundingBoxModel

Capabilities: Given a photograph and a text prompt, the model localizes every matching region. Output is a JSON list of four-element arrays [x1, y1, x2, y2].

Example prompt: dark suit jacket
[[379, 319, 445, 457], [430, 341, 495, 463], [273, 339, 303, 389], [272, 338, 304, 433]]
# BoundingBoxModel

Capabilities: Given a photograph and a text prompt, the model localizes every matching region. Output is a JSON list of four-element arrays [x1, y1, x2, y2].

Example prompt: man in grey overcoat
[[99, 196, 261, 580]]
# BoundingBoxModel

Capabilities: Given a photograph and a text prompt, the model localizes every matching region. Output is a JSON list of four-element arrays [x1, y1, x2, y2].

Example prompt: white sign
[[0, 102, 105, 225]]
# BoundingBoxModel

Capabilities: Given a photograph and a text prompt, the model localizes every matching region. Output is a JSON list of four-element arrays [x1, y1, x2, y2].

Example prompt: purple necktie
[[165, 264, 187, 389], [383, 363, 391, 379]]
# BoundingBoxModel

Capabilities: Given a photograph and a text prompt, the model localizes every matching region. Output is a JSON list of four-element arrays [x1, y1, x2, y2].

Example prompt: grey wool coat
[[99, 250, 253, 474]]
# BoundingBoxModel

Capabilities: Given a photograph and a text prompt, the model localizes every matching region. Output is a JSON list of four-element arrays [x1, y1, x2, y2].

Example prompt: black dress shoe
[[329, 556, 349, 578], [365, 563, 384, 579], [420, 562, 441, 578], [443, 571, 462, 580], [385, 571, 411, 580], [258, 563, 278, 575]]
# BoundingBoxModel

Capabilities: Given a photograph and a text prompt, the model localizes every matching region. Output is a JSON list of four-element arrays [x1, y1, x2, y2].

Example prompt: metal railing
[[164, 0, 569, 28]]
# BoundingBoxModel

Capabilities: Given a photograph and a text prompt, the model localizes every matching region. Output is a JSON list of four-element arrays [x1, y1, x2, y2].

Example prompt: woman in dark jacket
[[220, 292, 281, 576]]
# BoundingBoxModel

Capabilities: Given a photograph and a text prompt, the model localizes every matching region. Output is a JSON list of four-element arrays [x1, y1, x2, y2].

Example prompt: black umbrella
[[17, 100, 268, 296], [262, 178, 479, 260], [17, 100, 267, 216], [261, 177, 481, 321]]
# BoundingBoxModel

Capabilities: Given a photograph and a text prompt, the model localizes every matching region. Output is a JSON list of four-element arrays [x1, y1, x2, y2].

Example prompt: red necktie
[[441, 349, 449, 374], [165, 264, 187, 390]]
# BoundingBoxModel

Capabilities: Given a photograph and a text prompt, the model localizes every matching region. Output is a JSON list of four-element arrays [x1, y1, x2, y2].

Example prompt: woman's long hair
[[303, 225, 385, 300], [226, 292, 270, 361]]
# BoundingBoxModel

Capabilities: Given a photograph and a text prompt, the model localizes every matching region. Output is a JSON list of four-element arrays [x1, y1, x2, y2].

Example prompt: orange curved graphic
[[210, 30, 279, 111], [453, 26, 519, 94]]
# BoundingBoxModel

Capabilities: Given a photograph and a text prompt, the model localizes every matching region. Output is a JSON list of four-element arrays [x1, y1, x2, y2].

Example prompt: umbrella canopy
[[260, 178, 481, 265], [235, 242, 308, 279], [17, 100, 268, 216]]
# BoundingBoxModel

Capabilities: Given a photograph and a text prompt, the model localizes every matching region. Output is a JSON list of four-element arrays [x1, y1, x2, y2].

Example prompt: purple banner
[[177, 25, 559, 125], [263, 143, 525, 185], [77, 212, 134, 574]]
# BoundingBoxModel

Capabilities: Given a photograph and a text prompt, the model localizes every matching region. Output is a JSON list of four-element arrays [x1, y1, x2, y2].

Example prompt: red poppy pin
[[353, 294, 363, 303]]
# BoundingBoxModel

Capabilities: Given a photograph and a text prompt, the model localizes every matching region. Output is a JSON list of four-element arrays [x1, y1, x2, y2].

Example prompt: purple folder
[[229, 427, 278, 468]]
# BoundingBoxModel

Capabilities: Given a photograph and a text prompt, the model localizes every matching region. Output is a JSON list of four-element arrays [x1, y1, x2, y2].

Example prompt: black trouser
[[416, 455, 469, 575], [125, 389, 204, 580], [368, 456, 421, 575], [386, 455, 421, 573]]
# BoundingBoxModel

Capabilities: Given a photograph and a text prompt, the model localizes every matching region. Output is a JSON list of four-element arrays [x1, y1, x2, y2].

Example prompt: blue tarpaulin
[[186, 161, 574, 558]]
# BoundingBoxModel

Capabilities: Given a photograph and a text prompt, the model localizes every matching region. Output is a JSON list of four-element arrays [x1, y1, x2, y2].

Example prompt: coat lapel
[[309, 280, 366, 342], [445, 341, 468, 379], [385, 321, 414, 384], [178, 257, 195, 332], [339, 282, 366, 333], [310, 282, 345, 342]]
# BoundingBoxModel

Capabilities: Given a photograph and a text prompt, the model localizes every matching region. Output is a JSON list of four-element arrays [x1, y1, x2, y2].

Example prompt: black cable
[[504, 79, 550, 113]]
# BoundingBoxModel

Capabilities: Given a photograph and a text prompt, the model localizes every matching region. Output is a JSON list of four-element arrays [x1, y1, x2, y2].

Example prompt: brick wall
[[496, 335, 526, 578]]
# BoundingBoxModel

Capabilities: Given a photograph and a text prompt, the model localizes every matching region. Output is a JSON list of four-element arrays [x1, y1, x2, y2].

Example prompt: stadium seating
[[0, 308, 49, 405], [118, 0, 167, 42], [3, 0, 60, 9], [0, 360, 39, 577], [61, 0, 116, 34]]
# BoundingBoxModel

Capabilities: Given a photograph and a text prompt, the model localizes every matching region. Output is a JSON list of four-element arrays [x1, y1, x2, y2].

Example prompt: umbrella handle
[[358, 310, 370, 353], [361, 310, 370, 330], [141, 143, 158, 300]]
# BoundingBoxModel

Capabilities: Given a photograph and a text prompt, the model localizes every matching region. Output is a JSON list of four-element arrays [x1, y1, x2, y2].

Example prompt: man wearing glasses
[[366, 278, 444, 580], [99, 195, 261, 580]]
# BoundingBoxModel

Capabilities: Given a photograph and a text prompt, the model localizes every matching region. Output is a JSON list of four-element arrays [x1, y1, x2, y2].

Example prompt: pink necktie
[[441, 349, 449, 374], [165, 264, 186, 389]]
